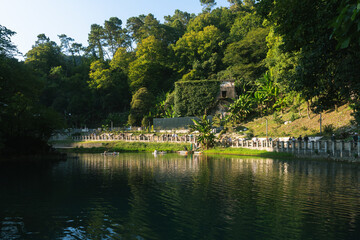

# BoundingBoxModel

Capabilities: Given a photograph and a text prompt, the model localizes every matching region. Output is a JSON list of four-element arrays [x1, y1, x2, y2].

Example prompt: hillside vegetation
[[243, 104, 355, 139]]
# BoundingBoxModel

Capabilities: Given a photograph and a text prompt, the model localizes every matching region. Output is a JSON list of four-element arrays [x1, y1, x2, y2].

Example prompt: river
[[0, 153, 359, 239]]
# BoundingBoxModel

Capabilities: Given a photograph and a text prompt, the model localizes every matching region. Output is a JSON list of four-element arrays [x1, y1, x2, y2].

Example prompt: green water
[[0, 153, 359, 240]]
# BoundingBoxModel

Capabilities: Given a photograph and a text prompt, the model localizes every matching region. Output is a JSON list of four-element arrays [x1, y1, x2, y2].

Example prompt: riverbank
[[53, 140, 294, 158]]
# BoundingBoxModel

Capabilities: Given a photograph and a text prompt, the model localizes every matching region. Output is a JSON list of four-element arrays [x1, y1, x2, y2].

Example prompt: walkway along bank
[[72, 133, 360, 160]]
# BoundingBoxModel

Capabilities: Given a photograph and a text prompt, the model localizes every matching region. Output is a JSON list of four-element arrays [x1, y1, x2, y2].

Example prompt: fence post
[[349, 141, 352, 157], [340, 141, 344, 158], [324, 141, 327, 154], [332, 141, 336, 156], [286, 141, 290, 152]]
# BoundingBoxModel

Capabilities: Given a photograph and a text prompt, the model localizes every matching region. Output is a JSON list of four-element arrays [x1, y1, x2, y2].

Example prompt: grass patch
[[64, 141, 191, 153], [204, 147, 293, 158]]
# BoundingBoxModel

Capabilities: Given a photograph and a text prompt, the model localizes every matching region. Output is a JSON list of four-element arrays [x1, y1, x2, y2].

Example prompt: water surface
[[0, 153, 359, 239]]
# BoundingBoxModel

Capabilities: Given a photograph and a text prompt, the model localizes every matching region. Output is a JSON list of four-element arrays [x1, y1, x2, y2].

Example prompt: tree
[[222, 27, 269, 84], [128, 36, 174, 95], [126, 14, 171, 44], [110, 47, 135, 74], [229, 10, 262, 42], [88, 59, 130, 114], [103, 17, 131, 57], [200, 0, 217, 12], [265, 27, 299, 92], [128, 87, 154, 126], [58, 34, 75, 57], [0, 24, 18, 57], [173, 25, 225, 80], [258, 0, 353, 114], [0, 28, 64, 154], [25, 34, 64, 75], [331, 0, 360, 49], [228, 0, 255, 7], [189, 114, 216, 149], [88, 24, 106, 60], [164, 10, 195, 41]]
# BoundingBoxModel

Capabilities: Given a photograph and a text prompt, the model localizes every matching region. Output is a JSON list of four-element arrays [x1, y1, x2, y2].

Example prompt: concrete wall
[[153, 116, 212, 130]]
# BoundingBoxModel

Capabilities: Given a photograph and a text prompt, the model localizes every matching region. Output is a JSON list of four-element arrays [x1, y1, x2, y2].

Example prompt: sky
[[1, 0, 230, 57]]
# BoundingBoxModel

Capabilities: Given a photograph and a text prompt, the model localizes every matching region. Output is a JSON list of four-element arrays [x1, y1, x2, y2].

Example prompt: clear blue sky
[[1, 0, 230, 56]]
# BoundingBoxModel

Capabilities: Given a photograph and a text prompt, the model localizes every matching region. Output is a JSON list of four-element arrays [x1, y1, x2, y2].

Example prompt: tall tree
[[126, 14, 171, 44], [128, 87, 154, 126], [128, 36, 173, 94], [25, 34, 63, 76], [103, 17, 131, 57], [200, 0, 217, 12], [164, 10, 196, 43], [0, 25, 18, 57], [88, 24, 106, 60]]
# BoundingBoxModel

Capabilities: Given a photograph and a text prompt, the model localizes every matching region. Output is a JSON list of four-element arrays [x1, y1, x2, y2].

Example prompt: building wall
[[218, 81, 236, 99]]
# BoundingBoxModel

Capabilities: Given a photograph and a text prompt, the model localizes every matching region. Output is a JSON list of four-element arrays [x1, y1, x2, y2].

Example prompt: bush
[[301, 126, 308, 131], [273, 112, 284, 125], [245, 129, 254, 139], [323, 124, 335, 135], [290, 113, 300, 122]]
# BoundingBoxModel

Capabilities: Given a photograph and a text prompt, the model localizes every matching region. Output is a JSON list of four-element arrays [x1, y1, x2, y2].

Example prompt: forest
[[1, 0, 360, 154]]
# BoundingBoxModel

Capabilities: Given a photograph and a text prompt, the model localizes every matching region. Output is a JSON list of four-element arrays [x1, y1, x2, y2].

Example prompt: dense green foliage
[[0, 32, 64, 154], [258, 0, 360, 123], [174, 80, 219, 116]]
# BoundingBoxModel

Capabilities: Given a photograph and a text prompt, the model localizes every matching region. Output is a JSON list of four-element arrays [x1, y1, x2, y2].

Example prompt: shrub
[[323, 124, 335, 135], [290, 113, 299, 122], [272, 112, 283, 124], [301, 126, 308, 131], [245, 129, 254, 139]]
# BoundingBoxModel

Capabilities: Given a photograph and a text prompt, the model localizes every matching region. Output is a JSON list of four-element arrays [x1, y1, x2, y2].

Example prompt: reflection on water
[[0, 153, 360, 240]]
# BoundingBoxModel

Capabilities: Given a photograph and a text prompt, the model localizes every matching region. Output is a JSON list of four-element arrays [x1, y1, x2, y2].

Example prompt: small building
[[218, 80, 236, 99]]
